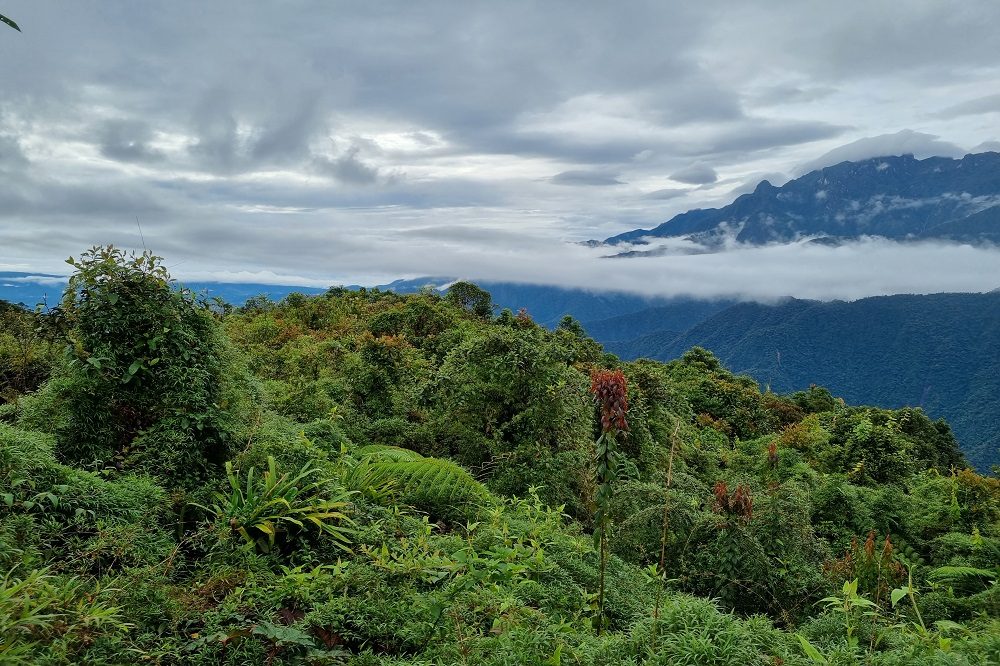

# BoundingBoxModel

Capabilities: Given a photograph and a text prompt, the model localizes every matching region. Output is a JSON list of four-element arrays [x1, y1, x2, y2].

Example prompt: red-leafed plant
[[713, 480, 754, 524], [589, 368, 628, 634]]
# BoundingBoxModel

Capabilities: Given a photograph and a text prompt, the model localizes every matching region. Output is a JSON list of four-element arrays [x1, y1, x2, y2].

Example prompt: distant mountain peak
[[604, 151, 1000, 248], [753, 179, 777, 194]]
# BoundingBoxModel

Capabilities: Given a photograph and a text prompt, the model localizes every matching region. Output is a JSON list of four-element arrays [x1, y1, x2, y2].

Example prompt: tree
[[445, 281, 494, 318]]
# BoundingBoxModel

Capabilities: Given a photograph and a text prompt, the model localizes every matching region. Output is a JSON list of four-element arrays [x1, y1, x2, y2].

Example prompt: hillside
[[1, 273, 683, 330], [597, 293, 1000, 472], [0, 271, 328, 309], [1, 248, 998, 665], [604, 152, 1000, 247]]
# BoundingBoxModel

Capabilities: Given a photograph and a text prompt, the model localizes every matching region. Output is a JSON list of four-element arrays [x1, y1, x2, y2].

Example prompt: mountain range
[[604, 151, 1000, 249]]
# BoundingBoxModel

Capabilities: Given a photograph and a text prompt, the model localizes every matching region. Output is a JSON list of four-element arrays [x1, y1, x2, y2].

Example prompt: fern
[[927, 565, 997, 591], [360, 457, 489, 520], [355, 445, 425, 462]]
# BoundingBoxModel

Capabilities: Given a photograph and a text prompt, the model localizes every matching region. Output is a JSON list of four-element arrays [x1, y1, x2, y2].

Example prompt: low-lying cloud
[[334, 236, 1000, 303], [15, 225, 999, 305]]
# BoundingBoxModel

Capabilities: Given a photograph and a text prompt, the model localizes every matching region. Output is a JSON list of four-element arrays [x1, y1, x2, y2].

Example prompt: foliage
[[0, 303, 58, 405], [590, 368, 629, 633], [0, 567, 131, 663], [39, 246, 255, 488], [445, 281, 494, 319], [0, 12, 18, 32], [353, 454, 491, 521], [194, 455, 355, 554], [2, 264, 998, 664]]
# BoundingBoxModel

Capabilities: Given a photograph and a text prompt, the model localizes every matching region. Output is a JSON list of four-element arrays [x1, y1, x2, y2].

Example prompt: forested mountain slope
[[599, 292, 1000, 472], [0, 248, 998, 665]]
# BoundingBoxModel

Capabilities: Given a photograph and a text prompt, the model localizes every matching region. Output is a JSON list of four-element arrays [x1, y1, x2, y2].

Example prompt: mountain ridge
[[589, 291, 1000, 472], [603, 151, 1000, 248]]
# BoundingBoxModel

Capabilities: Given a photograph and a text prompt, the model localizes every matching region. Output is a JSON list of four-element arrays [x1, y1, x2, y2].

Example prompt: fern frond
[[927, 566, 997, 587], [356, 445, 425, 462], [361, 458, 489, 519]]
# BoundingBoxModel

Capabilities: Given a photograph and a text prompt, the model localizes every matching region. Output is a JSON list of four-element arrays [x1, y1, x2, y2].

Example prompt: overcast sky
[[2, 1, 999, 299]]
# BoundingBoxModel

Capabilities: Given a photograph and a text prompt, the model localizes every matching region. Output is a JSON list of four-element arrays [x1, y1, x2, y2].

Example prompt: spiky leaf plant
[[194, 455, 355, 554]]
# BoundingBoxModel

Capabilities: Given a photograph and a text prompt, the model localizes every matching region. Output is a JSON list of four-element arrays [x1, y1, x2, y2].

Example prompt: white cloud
[[795, 130, 966, 175]]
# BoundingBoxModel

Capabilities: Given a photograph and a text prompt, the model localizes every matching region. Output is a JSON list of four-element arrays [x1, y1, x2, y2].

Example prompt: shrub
[[50, 246, 255, 488]]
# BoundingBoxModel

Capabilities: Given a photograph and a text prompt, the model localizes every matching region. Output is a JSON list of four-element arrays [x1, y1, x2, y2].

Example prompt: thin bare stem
[[651, 420, 681, 653]]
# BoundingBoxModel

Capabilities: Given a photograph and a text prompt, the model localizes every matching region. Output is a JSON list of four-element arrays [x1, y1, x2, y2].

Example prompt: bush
[[48, 246, 256, 488]]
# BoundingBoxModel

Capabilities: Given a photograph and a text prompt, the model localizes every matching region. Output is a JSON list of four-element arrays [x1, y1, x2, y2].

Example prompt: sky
[[2, 1, 1000, 300]]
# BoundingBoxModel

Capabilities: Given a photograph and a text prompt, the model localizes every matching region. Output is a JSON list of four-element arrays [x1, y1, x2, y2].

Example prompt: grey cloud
[[933, 93, 1000, 119], [644, 188, 688, 200], [973, 141, 1000, 153], [550, 170, 625, 186], [749, 84, 838, 106], [250, 93, 328, 163], [714, 3, 1000, 82], [188, 91, 242, 172], [97, 119, 164, 163], [796, 130, 965, 175], [688, 119, 848, 157], [670, 163, 717, 185], [185, 90, 327, 174], [1, 2, 998, 295], [313, 146, 382, 185], [0, 135, 29, 172]]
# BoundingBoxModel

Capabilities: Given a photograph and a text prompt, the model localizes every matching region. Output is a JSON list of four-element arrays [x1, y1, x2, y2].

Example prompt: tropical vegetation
[[0, 246, 997, 664]]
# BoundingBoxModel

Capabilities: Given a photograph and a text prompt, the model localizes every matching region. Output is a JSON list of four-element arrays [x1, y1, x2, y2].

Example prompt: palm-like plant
[[195, 456, 355, 554]]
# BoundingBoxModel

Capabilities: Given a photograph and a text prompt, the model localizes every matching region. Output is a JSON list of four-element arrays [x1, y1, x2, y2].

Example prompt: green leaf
[[796, 634, 827, 664], [890, 587, 908, 608], [934, 620, 965, 634], [1, 13, 21, 32], [128, 360, 142, 376], [108, 293, 120, 305]]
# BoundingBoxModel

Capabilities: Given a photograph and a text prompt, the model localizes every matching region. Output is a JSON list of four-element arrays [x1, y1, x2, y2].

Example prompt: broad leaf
[[796, 634, 827, 664], [1, 13, 20, 32]]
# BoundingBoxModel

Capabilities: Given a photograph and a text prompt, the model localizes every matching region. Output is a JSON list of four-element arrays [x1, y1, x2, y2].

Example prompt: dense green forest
[[1, 247, 998, 665], [601, 294, 1000, 473]]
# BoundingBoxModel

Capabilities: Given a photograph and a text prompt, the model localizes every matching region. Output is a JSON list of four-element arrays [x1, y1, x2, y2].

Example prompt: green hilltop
[[1, 247, 998, 665]]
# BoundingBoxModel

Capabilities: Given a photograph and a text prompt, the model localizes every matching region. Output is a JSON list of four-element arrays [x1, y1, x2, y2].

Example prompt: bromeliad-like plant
[[589, 368, 628, 634], [194, 455, 355, 554]]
